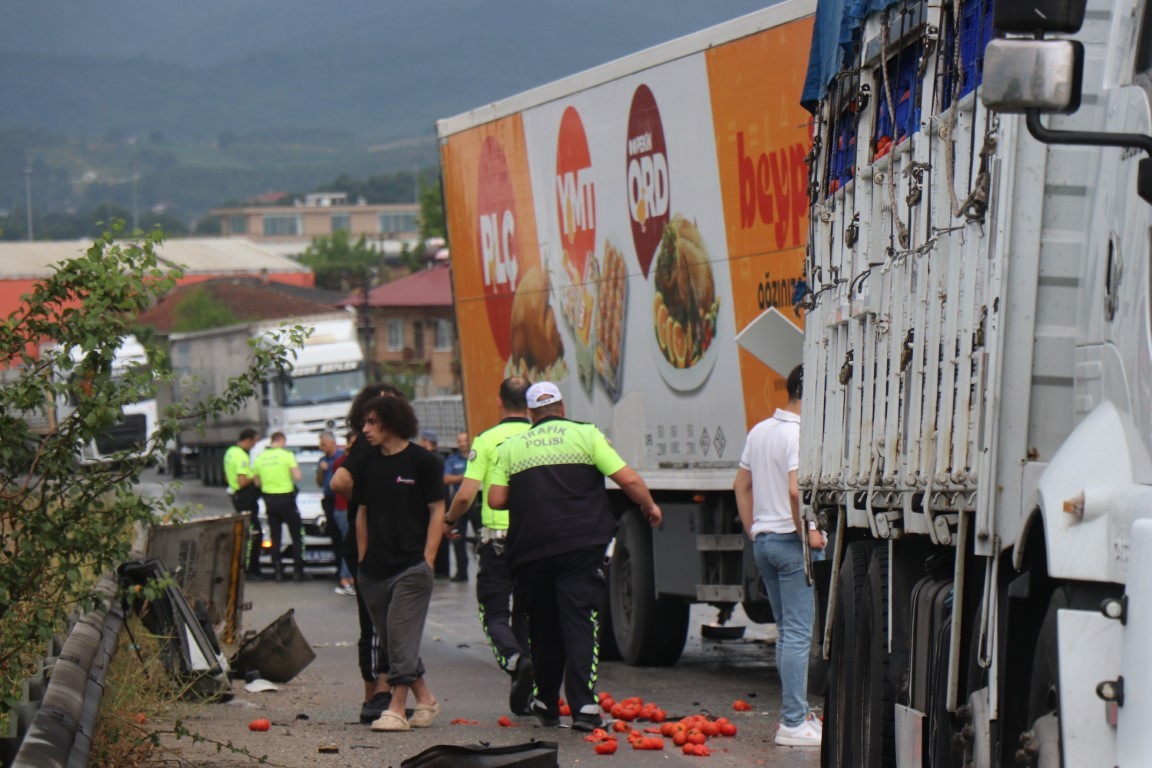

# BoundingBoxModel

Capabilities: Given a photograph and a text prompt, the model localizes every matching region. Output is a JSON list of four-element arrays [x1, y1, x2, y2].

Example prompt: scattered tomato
[[132, 713, 147, 725], [732, 700, 753, 712], [600, 697, 616, 713], [612, 720, 630, 733], [672, 731, 689, 747], [585, 728, 611, 742], [687, 730, 706, 746], [498, 715, 520, 727], [450, 718, 479, 725], [649, 708, 667, 723], [559, 704, 571, 716], [702, 720, 722, 737], [720, 722, 738, 737], [248, 718, 270, 732], [594, 739, 618, 755]]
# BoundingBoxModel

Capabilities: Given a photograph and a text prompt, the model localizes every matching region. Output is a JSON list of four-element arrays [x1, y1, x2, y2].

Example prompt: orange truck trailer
[[436, 0, 817, 665]]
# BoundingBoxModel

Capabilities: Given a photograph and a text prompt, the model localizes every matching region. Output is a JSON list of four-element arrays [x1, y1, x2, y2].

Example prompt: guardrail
[[4, 573, 123, 768]]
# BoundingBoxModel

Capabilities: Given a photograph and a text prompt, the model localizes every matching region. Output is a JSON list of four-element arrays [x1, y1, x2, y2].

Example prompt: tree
[[418, 178, 445, 242], [296, 229, 381, 291], [171, 286, 240, 332], [0, 221, 306, 716]]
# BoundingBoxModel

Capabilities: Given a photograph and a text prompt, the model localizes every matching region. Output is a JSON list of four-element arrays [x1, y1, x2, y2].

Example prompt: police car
[[249, 432, 339, 573]]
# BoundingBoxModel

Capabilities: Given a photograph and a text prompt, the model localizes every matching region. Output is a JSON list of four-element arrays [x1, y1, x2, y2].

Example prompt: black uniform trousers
[[476, 537, 530, 673], [263, 492, 304, 576], [512, 545, 607, 714], [231, 489, 262, 575]]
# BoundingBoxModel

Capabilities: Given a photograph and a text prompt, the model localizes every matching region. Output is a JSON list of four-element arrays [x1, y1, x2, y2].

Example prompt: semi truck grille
[[95, 413, 147, 454]]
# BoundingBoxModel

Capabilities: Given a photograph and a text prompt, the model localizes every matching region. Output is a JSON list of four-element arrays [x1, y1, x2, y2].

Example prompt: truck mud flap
[[908, 577, 952, 713]]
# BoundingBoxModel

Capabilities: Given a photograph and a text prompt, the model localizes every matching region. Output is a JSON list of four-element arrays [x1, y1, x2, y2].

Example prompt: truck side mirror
[[994, 0, 1087, 33], [981, 39, 1084, 114]]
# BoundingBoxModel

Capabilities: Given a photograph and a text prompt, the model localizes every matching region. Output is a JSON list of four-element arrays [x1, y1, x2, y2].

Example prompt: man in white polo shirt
[[734, 364, 825, 747]]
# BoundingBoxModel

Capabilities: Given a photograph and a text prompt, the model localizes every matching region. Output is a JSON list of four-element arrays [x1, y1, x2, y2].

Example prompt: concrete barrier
[[9, 574, 122, 768]]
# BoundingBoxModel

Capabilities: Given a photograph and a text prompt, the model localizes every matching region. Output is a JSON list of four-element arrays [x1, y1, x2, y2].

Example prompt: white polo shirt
[[738, 408, 801, 536]]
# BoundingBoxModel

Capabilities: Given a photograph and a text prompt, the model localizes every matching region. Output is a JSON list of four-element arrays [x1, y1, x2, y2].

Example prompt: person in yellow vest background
[[253, 431, 304, 582], [224, 428, 263, 580]]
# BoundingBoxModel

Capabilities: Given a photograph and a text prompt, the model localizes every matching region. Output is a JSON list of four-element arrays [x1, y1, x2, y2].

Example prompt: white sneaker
[[775, 719, 822, 747], [806, 712, 823, 732]]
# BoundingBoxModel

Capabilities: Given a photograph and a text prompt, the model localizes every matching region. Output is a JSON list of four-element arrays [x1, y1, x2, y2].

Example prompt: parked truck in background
[[798, 0, 1152, 764], [411, 395, 467, 448], [437, 2, 817, 666], [4, 335, 159, 465], [441, 0, 1152, 764], [160, 313, 366, 485]]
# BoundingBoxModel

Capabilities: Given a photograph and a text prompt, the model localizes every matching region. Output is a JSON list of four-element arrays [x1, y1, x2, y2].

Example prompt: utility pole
[[131, 163, 139, 232], [23, 165, 33, 241]]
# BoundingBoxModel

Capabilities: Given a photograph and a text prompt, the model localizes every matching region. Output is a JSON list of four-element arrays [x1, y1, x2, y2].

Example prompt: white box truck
[[438, 2, 819, 666], [796, 0, 1152, 765], [439, 0, 1152, 763]]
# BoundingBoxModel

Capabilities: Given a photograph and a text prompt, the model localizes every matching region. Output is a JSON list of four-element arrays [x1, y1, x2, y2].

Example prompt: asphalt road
[[137, 468, 821, 767]]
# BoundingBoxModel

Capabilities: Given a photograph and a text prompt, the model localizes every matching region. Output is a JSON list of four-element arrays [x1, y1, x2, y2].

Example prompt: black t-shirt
[[354, 442, 443, 579], [340, 437, 373, 564]]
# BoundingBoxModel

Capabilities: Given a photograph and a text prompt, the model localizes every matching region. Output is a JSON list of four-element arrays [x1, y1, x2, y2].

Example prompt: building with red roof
[[341, 263, 458, 397]]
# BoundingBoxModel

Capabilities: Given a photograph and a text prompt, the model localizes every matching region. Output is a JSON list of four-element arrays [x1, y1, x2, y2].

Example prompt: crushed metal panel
[[145, 514, 248, 644]]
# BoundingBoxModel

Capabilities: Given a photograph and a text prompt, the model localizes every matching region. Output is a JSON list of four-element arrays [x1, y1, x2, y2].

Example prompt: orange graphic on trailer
[[555, 106, 596, 282], [705, 15, 814, 428], [440, 114, 563, 430]]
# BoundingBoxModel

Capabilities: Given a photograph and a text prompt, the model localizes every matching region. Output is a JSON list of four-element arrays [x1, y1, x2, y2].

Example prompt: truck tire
[[821, 541, 875, 768], [598, 584, 622, 661], [167, 451, 183, 479], [853, 547, 902, 768], [1020, 587, 1067, 767], [609, 511, 689, 666], [201, 446, 217, 486]]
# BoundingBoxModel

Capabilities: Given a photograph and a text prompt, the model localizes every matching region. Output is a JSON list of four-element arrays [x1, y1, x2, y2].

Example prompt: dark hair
[[363, 395, 418, 440], [786, 364, 804, 402], [347, 382, 405, 432], [239, 428, 258, 442], [270, 431, 286, 443], [500, 376, 530, 410]]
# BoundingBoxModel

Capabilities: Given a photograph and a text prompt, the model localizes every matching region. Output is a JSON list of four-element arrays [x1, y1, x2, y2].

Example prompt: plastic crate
[[944, 0, 995, 107], [874, 43, 923, 149], [829, 118, 857, 193]]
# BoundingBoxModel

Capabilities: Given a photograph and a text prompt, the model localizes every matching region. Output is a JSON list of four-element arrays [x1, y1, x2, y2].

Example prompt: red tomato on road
[[248, 718, 271, 732], [594, 739, 618, 755]]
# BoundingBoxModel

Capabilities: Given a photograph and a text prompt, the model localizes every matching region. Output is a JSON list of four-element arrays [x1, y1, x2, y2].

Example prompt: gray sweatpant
[[358, 560, 434, 686]]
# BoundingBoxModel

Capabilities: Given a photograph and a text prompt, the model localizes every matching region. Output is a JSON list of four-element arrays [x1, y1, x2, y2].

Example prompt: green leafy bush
[[0, 221, 306, 717]]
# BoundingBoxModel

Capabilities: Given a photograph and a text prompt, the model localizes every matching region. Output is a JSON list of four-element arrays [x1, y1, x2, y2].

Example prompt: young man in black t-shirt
[[354, 395, 445, 732]]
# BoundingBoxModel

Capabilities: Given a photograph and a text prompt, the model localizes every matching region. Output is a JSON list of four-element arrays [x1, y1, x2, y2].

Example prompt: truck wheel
[[852, 547, 902, 768], [1020, 588, 1067, 767], [598, 581, 622, 661], [822, 541, 874, 768], [610, 511, 689, 666], [201, 446, 217, 486]]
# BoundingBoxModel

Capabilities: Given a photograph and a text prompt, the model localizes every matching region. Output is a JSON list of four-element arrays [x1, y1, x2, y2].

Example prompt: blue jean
[[332, 509, 351, 580], [754, 532, 815, 727]]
